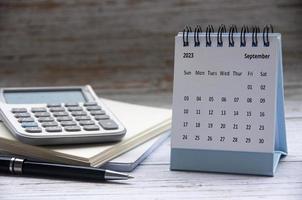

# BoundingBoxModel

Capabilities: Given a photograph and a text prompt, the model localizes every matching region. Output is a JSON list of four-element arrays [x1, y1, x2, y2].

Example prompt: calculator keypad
[[25, 127, 42, 133], [86, 106, 102, 111], [47, 104, 61, 108], [38, 117, 55, 122], [41, 122, 59, 127], [65, 126, 81, 132], [11, 102, 119, 136], [79, 120, 95, 126], [56, 116, 73, 122], [65, 103, 79, 107], [75, 116, 91, 121], [18, 117, 35, 123], [34, 112, 51, 117], [90, 110, 106, 115], [49, 107, 65, 112], [46, 126, 63, 132], [15, 113, 31, 118], [31, 107, 47, 113], [71, 111, 87, 116], [60, 121, 77, 126], [67, 107, 83, 111], [99, 119, 119, 130], [83, 125, 100, 131], [52, 112, 69, 117], [84, 102, 97, 107], [11, 108, 27, 113], [21, 122, 39, 128], [94, 115, 110, 120]]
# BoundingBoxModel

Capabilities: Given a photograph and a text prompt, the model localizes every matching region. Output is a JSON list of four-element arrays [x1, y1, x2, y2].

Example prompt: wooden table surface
[[0, 86, 301, 200]]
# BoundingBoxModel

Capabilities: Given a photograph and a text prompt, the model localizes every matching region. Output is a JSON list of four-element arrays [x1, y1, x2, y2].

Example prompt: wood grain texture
[[0, 0, 301, 94]]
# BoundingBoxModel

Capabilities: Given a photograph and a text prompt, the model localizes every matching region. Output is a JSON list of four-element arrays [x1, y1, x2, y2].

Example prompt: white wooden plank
[[285, 101, 302, 118], [0, 161, 301, 200]]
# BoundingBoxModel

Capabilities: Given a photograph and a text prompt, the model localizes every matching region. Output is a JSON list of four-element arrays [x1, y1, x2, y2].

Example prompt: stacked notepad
[[0, 99, 171, 167]]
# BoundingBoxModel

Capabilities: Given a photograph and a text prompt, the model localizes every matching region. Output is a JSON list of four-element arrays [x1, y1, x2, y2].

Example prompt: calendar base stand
[[170, 148, 287, 176]]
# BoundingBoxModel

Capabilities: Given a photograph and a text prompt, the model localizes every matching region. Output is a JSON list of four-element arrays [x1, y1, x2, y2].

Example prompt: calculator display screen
[[3, 89, 87, 104]]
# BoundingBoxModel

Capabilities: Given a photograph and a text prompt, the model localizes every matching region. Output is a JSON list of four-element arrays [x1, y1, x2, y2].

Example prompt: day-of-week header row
[[184, 70, 267, 77]]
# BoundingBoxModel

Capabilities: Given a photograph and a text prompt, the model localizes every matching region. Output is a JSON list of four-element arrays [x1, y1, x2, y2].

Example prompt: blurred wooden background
[[0, 0, 301, 102]]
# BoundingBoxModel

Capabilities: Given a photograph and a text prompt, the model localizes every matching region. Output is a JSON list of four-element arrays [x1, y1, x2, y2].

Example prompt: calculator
[[0, 85, 126, 145]]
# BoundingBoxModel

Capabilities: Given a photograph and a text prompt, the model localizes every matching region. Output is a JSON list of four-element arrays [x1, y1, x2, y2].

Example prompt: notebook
[[0, 131, 170, 172], [0, 99, 172, 167], [170, 25, 287, 176], [102, 131, 170, 171]]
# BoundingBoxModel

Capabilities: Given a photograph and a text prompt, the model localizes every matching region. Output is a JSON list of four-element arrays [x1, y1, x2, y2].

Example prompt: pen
[[0, 156, 134, 181]]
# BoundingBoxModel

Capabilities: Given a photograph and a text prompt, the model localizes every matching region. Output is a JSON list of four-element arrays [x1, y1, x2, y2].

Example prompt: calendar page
[[172, 34, 279, 153]]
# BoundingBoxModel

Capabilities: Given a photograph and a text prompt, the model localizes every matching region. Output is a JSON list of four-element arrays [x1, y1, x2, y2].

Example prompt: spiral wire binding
[[183, 26, 192, 47], [252, 26, 260, 47], [217, 24, 227, 47], [194, 25, 202, 46], [206, 25, 214, 47], [228, 25, 237, 47], [182, 25, 274, 47], [240, 25, 249, 47], [263, 24, 273, 47]]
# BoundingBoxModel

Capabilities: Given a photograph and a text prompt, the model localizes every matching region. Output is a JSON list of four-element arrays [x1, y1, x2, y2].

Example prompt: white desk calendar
[[170, 25, 288, 176]]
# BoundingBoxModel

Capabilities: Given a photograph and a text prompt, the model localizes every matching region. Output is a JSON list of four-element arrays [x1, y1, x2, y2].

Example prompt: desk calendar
[[170, 25, 287, 176]]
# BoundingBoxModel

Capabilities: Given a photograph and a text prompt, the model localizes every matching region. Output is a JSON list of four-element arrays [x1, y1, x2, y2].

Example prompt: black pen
[[0, 156, 133, 181]]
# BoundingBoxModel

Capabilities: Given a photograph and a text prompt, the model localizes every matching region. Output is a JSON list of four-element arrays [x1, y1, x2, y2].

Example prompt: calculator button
[[86, 106, 102, 111], [52, 112, 69, 117], [65, 126, 81, 132], [65, 103, 79, 107], [35, 112, 51, 118], [25, 127, 42, 133], [47, 104, 61, 108], [83, 125, 100, 131], [11, 108, 27, 113], [18, 117, 35, 123], [31, 107, 47, 113], [75, 116, 91, 121], [67, 107, 83, 112], [90, 110, 106, 116], [83, 102, 98, 107], [79, 120, 95, 126], [41, 122, 59, 127], [49, 107, 65, 112], [38, 117, 55, 122], [94, 115, 110, 120], [56, 116, 73, 122], [46, 126, 62, 132], [14, 113, 31, 118], [60, 121, 77, 126], [99, 119, 119, 130], [21, 122, 39, 128], [71, 111, 87, 116]]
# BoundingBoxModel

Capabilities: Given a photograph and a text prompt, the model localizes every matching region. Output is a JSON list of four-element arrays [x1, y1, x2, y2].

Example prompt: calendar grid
[[171, 34, 278, 153]]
